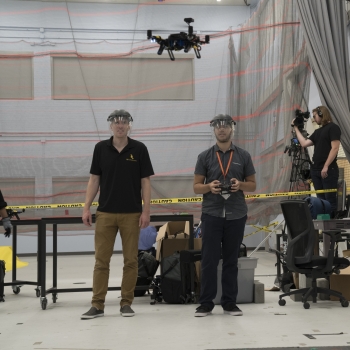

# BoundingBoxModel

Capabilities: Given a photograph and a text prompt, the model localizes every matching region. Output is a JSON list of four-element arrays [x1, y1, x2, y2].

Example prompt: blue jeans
[[310, 167, 339, 212], [199, 213, 247, 309]]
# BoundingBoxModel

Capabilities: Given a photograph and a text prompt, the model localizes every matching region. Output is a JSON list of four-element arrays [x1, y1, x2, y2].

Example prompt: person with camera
[[292, 106, 341, 213], [81, 110, 154, 319], [0, 190, 12, 238], [193, 114, 256, 317]]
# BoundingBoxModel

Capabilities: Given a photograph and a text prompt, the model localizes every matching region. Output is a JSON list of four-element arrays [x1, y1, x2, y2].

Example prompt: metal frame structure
[[2, 219, 42, 298], [38, 214, 194, 310]]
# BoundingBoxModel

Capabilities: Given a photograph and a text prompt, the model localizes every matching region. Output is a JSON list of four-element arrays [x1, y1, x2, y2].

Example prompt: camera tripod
[[284, 134, 312, 194]]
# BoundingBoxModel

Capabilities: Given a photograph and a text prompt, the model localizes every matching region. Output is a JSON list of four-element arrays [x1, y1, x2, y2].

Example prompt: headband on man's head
[[209, 114, 236, 127], [107, 109, 133, 122]]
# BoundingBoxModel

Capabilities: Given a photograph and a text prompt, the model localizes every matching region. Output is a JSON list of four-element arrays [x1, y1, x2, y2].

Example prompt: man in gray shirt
[[194, 114, 256, 317]]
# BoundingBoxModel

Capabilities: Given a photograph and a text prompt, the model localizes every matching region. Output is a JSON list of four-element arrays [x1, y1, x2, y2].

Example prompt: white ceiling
[[16, 0, 251, 5]]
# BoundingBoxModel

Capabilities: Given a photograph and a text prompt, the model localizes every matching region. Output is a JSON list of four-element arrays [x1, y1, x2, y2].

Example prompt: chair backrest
[[280, 200, 315, 267]]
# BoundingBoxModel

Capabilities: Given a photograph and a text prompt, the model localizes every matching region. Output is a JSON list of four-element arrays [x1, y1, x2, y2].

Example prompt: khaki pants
[[91, 211, 141, 310]]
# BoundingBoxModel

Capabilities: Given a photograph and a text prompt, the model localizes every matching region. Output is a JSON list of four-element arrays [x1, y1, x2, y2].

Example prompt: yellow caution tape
[[244, 188, 336, 199], [244, 221, 279, 238], [6, 189, 337, 210]]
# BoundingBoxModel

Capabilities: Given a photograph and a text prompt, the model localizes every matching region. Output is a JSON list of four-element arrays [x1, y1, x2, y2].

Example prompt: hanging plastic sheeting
[[0, 1, 310, 233], [229, 0, 311, 226]]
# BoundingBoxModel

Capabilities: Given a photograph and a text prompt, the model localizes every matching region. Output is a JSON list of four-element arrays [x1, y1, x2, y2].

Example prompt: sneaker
[[223, 304, 243, 316], [120, 305, 135, 317], [194, 305, 212, 317], [81, 307, 104, 319]]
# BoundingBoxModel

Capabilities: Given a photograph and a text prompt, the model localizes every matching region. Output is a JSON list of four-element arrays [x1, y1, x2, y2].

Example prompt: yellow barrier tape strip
[[244, 188, 336, 199], [7, 189, 337, 210], [244, 222, 279, 238]]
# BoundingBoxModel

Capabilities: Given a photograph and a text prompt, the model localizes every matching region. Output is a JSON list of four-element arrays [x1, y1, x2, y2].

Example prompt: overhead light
[[217, 0, 221, 2]]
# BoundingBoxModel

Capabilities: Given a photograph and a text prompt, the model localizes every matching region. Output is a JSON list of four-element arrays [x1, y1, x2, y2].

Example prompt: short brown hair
[[312, 106, 333, 126]]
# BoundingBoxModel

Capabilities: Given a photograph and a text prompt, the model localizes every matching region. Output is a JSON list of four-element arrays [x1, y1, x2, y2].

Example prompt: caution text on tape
[[7, 189, 337, 210]]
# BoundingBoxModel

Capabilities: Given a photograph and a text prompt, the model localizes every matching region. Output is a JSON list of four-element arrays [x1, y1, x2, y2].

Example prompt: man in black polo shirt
[[194, 114, 256, 317], [81, 110, 154, 319], [292, 106, 341, 213]]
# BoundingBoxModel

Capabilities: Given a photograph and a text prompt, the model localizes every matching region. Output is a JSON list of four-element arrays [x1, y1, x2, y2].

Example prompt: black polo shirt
[[308, 123, 341, 170], [90, 137, 154, 213]]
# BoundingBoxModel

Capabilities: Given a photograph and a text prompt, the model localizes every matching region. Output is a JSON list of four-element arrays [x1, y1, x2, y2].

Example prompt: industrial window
[[51, 54, 194, 100], [0, 55, 33, 99]]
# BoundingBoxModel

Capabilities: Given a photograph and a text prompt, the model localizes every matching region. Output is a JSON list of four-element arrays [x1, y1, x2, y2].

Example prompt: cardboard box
[[329, 266, 350, 301], [156, 221, 202, 261], [343, 250, 350, 258], [156, 221, 189, 261], [156, 220, 202, 293]]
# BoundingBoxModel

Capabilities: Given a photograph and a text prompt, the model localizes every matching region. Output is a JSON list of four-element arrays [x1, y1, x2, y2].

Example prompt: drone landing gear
[[167, 49, 175, 61], [193, 46, 201, 59]]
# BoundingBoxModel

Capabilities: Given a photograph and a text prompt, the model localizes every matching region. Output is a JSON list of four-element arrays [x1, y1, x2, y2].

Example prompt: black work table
[[38, 214, 194, 310], [1, 219, 42, 298]]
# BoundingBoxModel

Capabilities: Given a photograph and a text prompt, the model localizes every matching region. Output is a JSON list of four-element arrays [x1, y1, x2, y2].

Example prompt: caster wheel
[[156, 297, 163, 303], [35, 289, 40, 298], [40, 297, 48, 310], [278, 299, 286, 306], [52, 294, 58, 303], [341, 300, 349, 307], [303, 302, 310, 309], [13, 286, 21, 295]]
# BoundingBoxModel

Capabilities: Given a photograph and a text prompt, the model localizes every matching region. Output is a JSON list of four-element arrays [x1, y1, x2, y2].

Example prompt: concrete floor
[[1, 251, 350, 350]]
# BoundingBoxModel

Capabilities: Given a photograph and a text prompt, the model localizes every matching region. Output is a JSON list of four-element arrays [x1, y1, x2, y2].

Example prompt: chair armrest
[[323, 229, 343, 242], [322, 230, 340, 271]]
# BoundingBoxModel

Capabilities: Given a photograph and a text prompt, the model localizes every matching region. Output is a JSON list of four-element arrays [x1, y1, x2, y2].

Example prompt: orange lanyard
[[216, 150, 233, 182]]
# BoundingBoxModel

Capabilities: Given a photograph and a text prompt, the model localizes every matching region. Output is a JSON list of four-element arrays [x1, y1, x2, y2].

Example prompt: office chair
[[278, 199, 350, 309]]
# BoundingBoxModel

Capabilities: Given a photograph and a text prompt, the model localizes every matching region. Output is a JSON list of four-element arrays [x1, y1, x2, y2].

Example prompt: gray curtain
[[296, 0, 350, 161]]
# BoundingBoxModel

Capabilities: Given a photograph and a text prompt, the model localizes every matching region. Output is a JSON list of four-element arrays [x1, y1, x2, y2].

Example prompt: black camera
[[293, 109, 310, 130]]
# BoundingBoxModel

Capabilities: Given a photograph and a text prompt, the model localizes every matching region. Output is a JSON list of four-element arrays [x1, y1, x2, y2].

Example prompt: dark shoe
[[81, 306, 104, 319], [223, 304, 243, 316], [194, 305, 212, 317], [120, 305, 135, 317]]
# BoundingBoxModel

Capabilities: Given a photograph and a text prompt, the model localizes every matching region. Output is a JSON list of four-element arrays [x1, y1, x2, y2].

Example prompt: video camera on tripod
[[293, 109, 310, 130], [284, 109, 310, 156], [284, 109, 312, 182]]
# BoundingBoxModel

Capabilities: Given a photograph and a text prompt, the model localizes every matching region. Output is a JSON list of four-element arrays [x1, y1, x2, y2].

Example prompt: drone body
[[147, 18, 210, 61]]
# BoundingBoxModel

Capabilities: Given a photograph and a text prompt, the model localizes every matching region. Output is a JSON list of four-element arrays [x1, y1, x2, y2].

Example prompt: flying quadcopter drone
[[147, 18, 210, 61]]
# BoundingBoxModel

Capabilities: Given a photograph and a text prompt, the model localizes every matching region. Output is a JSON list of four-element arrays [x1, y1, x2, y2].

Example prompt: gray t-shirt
[[194, 143, 256, 220]]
